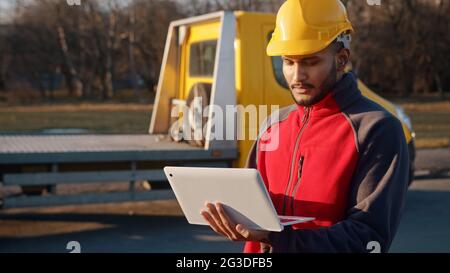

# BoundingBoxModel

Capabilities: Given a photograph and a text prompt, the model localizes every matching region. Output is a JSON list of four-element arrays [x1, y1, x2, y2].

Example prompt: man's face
[[282, 44, 349, 107]]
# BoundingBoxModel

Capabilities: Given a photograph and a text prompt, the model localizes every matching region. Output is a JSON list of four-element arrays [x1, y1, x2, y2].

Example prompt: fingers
[[216, 203, 245, 241], [236, 224, 250, 239], [201, 202, 269, 243], [236, 224, 271, 243], [201, 210, 226, 236], [202, 202, 233, 239], [206, 202, 234, 239]]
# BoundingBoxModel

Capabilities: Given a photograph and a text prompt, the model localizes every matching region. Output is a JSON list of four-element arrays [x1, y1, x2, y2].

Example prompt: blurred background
[[0, 0, 449, 253]]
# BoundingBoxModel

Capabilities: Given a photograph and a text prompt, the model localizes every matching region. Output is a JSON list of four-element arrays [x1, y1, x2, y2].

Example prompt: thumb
[[236, 224, 250, 238]]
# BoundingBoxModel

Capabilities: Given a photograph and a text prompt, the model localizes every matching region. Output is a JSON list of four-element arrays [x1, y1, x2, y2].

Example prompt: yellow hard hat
[[267, 0, 354, 56]]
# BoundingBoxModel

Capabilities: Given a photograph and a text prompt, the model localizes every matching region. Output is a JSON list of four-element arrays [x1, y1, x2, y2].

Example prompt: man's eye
[[283, 59, 294, 65], [303, 60, 319, 66]]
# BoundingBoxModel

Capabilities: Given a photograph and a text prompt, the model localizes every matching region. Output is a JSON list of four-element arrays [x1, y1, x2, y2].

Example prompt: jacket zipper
[[282, 107, 311, 215], [291, 155, 305, 214]]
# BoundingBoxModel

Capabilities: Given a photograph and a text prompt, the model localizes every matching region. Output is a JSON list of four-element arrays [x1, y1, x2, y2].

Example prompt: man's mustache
[[291, 83, 315, 89]]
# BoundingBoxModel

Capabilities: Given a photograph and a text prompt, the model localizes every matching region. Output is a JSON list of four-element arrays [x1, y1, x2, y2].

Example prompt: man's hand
[[200, 202, 270, 243]]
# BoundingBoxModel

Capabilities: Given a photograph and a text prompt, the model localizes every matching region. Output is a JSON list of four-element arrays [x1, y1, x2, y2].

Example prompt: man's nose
[[292, 63, 308, 83]]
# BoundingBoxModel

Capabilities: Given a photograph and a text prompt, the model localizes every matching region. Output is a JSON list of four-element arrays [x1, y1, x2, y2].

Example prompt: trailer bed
[[0, 134, 237, 164]]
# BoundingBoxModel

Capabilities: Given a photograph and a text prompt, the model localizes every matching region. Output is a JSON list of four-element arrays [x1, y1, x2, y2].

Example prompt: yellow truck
[[150, 11, 415, 179]]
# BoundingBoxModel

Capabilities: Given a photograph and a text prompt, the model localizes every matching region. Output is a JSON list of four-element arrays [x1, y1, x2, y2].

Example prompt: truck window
[[189, 40, 217, 77], [271, 55, 289, 89], [268, 32, 289, 89]]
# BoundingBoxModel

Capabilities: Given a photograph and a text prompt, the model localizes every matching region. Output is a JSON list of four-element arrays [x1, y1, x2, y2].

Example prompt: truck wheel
[[169, 118, 184, 142], [185, 83, 211, 147]]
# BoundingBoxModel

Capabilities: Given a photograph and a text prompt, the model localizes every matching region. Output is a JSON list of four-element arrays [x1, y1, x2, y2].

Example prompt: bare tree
[[130, 0, 185, 93]]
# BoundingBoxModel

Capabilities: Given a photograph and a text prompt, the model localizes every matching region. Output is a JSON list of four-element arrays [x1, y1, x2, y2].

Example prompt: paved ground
[[390, 178, 450, 252], [415, 148, 450, 174], [0, 199, 243, 253]]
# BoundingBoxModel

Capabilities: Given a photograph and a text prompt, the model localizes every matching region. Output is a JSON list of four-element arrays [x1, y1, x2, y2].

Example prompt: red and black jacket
[[244, 72, 409, 253]]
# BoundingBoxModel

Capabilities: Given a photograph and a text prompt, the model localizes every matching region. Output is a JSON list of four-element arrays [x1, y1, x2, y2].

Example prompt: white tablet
[[163, 166, 315, 232]]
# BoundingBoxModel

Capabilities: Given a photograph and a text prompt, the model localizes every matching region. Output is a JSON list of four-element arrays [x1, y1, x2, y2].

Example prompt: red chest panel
[[259, 101, 359, 230]]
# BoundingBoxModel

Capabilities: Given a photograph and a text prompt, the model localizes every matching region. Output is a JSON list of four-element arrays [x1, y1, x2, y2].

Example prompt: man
[[201, 0, 409, 253]]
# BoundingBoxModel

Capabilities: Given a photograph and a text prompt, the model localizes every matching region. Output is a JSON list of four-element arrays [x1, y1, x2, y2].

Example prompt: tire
[[169, 118, 184, 142]]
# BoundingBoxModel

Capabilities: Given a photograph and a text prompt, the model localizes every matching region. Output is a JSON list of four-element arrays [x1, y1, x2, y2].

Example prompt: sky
[[0, 0, 15, 23]]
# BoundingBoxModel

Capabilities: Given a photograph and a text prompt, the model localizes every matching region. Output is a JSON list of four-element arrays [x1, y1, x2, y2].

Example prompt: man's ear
[[336, 48, 350, 72]]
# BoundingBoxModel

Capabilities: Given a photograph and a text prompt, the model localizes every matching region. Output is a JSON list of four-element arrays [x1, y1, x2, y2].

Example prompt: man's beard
[[291, 62, 337, 107]]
